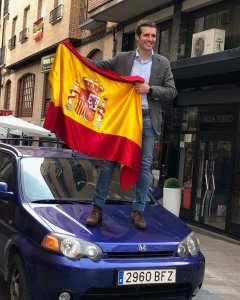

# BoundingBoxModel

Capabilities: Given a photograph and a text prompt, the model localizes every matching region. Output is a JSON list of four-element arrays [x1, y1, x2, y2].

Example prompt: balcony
[[19, 28, 29, 43], [8, 35, 16, 50], [88, 0, 174, 23], [79, 0, 104, 30], [79, 18, 105, 30], [49, 4, 63, 24]]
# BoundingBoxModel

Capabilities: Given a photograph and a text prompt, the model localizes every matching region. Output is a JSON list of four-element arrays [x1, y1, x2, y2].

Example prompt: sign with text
[[199, 108, 238, 131], [41, 54, 54, 72]]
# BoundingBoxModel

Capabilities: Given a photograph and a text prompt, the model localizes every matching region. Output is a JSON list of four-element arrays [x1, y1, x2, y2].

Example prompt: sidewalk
[[190, 225, 240, 300]]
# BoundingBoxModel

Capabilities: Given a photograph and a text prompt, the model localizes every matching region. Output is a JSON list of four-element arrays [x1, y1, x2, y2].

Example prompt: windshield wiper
[[30, 199, 90, 204]]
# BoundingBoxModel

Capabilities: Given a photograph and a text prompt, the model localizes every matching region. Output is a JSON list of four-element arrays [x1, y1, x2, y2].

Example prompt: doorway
[[194, 135, 234, 231]]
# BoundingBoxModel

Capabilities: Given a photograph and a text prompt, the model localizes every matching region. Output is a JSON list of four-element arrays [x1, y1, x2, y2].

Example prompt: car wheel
[[8, 254, 31, 300]]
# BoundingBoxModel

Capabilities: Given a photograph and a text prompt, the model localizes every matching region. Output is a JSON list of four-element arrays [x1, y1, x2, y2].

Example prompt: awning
[[0, 115, 55, 137]]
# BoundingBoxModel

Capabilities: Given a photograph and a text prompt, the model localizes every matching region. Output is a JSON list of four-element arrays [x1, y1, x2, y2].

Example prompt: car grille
[[80, 284, 192, 299], [107, 251, 175, 258]]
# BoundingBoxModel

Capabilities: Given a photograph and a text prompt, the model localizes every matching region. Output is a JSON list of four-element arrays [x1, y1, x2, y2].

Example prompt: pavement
[[190, 225, 240, 300]]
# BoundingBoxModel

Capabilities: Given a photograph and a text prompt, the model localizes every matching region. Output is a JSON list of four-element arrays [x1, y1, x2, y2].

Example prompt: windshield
[[20, 157, 136, 203]]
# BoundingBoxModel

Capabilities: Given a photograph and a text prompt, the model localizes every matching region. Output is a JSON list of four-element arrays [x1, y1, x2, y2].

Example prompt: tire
[[8, 254, 32, 300]]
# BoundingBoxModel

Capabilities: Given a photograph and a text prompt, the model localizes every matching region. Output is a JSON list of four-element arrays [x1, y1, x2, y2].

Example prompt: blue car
[[0, 142, 205, 300]]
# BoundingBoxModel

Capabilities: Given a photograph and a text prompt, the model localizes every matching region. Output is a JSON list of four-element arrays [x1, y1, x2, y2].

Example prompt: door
[[194, 136, 233, 230]]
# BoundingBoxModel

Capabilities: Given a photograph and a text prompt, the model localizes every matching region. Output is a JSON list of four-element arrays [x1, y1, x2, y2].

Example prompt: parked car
[[0, 141, 205, 300]]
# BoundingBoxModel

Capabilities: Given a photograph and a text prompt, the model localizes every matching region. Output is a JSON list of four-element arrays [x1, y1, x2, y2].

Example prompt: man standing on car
[[86, 19, 177, 229]]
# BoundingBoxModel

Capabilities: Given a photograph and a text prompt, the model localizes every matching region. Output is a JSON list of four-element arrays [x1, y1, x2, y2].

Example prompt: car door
[[0, 151, 15, 270]]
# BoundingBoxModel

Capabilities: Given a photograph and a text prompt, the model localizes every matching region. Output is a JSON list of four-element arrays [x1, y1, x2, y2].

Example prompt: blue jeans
[[92, 116, 156, 212]]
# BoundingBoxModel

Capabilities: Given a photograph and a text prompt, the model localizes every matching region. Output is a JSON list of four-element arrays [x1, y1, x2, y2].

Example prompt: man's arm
[[148, 57, 177, 104], [87, 57, 116, 71]]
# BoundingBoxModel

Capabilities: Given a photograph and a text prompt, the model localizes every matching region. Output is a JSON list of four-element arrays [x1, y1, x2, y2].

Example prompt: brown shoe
[[131, 211, 147, 229], [86, 206, 102, 226]]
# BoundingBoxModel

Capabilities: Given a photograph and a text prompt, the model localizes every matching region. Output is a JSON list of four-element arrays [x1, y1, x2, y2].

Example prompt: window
[[188, 1, 240, 53], [12, 16, 17, 37], [8, 16, 17, 50], [0, 153, 14, 192], [17, 74, 35, 117], [80, 0, 88, 22], [37, 0, 46, 19], [122, 32, 136, 52], [159, 30, 170, 59], [158, 21, 172, 59], [4, 80, 11, 110], [23, 5, 30, 29], [49, 1, 63, 24], [0, 46, 5, 66], [19, 6, 30, 43], [3, 0, 9, 17], [87, 49, 103, 61]]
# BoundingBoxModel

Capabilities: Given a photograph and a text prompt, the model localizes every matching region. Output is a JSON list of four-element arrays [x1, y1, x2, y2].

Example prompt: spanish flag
[[44, 41, 144, 190]]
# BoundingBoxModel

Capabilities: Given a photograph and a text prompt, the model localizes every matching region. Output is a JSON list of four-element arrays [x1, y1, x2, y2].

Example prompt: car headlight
[[178, 232, 200, 257], [42, 233, 103, 261]]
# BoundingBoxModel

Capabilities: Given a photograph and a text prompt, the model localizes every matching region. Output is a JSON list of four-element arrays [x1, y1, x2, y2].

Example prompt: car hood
[[29, 203, 191, 252]]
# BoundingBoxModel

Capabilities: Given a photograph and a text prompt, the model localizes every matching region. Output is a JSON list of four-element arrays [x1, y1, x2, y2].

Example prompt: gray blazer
[[91, 50, 177, 136]]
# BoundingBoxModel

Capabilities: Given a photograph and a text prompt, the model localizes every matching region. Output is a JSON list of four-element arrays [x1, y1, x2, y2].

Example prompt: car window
[[20, 157, 135, 203], [0, 153, 15, 192]]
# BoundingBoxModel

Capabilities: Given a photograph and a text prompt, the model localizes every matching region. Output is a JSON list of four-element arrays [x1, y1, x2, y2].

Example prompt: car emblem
[[138, 244, 147, 251]]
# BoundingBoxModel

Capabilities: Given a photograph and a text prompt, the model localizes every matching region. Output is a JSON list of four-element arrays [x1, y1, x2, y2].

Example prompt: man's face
[[135, 26, 157, 52]]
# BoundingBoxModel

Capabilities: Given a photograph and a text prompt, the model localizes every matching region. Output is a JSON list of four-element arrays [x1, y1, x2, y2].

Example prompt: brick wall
[[88, 0, 110, 12], [5, 0, 82, 66]]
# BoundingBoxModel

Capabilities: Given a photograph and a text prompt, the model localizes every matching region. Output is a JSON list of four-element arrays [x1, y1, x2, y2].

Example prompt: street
[[0, 229, 239, 300]]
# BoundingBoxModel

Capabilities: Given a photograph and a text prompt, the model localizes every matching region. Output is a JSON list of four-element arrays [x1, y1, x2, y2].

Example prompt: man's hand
[[135, 82, 151, 94]]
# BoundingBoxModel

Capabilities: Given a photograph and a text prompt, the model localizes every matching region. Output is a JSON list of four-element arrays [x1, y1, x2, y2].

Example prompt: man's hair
[[135, 20, 157, 36]]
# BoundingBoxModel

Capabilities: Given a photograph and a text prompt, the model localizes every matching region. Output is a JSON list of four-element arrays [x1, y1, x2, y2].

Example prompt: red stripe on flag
[[44, 102, 141, 190]]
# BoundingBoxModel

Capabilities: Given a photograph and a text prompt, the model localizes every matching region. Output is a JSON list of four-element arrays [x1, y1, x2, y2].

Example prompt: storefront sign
[[0, 110, 12, 116], [41, 54, 54, 72], [199, 108, 238, 131]]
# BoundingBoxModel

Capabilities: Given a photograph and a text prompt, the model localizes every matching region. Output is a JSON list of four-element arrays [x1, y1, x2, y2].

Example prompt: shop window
[[181, 107, 198, 132], [176, 107, 198, 209], [182, 134, 196, 210], [232, 137, 240, 225]]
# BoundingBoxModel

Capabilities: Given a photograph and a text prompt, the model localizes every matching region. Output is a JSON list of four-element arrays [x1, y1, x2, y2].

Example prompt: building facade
[[1, 0, 240, 240]]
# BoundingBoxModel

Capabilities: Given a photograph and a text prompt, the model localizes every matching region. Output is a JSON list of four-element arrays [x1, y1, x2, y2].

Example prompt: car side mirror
[[0, 182, 14, 201], [0, 182, 8, 192]]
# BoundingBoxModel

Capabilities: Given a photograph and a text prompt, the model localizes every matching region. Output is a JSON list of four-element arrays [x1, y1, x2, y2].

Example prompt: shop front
[[176, 104, 240, 239]]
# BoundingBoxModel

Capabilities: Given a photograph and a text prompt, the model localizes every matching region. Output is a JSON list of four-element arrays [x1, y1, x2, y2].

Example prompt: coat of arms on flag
[[65, 77, 107, 127]]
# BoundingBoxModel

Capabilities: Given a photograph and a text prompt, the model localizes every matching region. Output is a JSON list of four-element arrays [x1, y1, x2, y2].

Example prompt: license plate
[[117, 269, 176, 285]]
